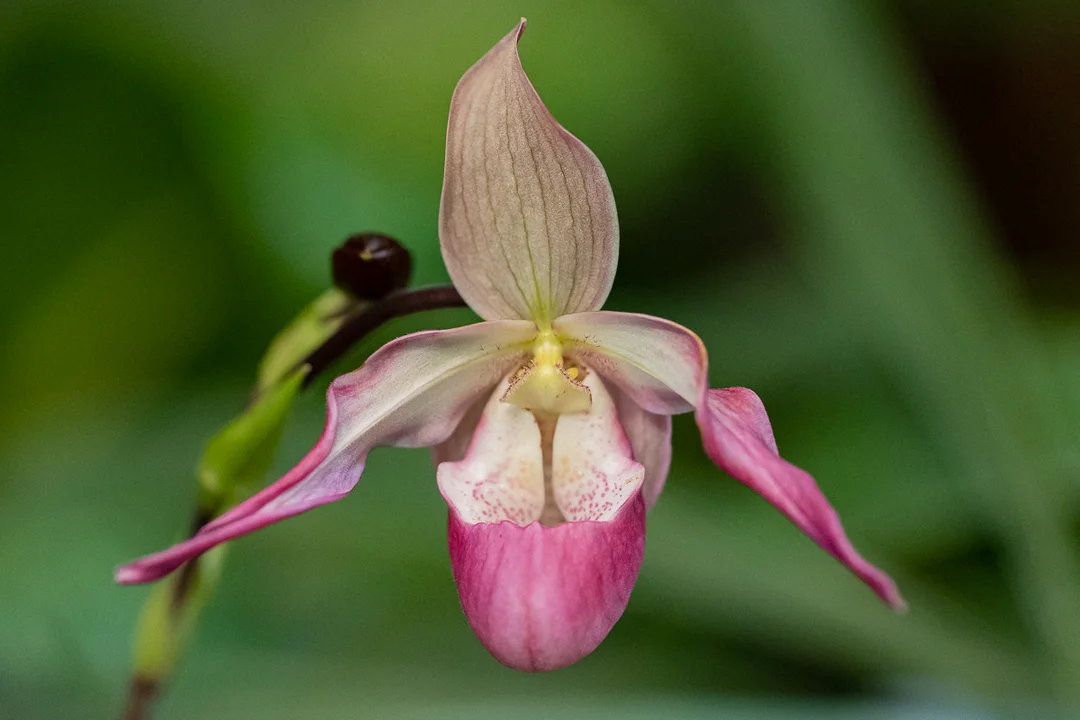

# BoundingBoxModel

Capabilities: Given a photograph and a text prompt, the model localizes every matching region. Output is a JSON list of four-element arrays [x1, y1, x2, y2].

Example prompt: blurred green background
[[2, 1, 1079, 718]]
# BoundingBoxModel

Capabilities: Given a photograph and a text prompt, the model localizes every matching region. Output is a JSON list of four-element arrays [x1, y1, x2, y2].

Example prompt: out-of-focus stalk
[[118, 233, 465, 720], [120, 287, 358, 720]]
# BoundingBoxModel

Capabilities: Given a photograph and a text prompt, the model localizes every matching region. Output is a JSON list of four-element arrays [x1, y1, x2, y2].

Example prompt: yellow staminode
[[502, 331, 591, 415]]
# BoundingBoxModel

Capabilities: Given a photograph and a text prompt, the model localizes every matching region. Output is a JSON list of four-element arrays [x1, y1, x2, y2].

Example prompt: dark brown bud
[[331, 233, 412, 300]]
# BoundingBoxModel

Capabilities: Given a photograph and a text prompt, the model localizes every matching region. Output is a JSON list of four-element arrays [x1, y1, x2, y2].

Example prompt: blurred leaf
[[638, 484, 1043, 700], [0, 198, 227, 431], [694, 0, 1080, 704], [199, 369, 305, 501], [168, 685, 1003, 720]]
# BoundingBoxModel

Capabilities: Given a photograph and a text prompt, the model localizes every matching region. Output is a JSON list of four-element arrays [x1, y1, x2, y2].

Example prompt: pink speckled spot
[[438, 379, 546, 525], [552, 373, 643, 521]]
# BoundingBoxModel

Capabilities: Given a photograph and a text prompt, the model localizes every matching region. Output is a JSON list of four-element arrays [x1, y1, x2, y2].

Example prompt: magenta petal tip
[[114, 565, 147, 585]]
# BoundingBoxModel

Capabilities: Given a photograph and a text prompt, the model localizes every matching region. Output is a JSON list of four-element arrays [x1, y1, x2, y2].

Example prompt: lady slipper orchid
[[117, 20, 903, 672]]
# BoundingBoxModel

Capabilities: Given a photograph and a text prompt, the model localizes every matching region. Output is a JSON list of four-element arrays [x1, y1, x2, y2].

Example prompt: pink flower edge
[[696, 387, 905, 610]]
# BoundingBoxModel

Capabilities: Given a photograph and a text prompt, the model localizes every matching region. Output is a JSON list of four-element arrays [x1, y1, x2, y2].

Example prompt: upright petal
[[556, 311, 707, 414], [439, 20, 619, 326], [439, 371, 646, 671], [696, 387, 905, 610], [116, 320, 536, 584]]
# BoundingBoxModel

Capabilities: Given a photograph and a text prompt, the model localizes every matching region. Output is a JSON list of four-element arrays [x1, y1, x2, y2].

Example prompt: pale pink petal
[[696, 387, 905, 610], [115, 320, 536, 585], [430, 394, 487, 466], [439, 19, 619, 325], [438, 371, 645, 670], [555, 311, 707, 414], [609, 384, 672, 510]]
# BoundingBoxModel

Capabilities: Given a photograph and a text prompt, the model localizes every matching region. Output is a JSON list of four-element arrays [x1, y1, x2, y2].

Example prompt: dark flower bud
[[331, 233, 412, 300]]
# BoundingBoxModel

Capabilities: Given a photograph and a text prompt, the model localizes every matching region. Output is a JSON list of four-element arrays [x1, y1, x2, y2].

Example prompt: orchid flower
[[117, 20, 903, 672]]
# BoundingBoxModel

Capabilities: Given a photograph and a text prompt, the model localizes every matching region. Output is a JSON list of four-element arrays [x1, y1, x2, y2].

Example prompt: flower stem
[[301, 285, 466, 385], [119, 677, 158, 720], [119, 283, 465, 720]]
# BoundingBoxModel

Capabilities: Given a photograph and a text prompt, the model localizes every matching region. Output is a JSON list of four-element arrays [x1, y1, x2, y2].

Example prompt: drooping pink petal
[[439, 19, 619, 326], [695, 387, 905, 610], [555, 311, 707, 414], [556, 312, 900, 606], [438, 371, 646, 670], [609, 384, 672, 510], [115, 320, 536, 585]]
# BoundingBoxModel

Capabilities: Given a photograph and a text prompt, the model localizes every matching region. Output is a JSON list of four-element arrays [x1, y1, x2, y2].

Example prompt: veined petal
[[696, 388, 905, 610], [555, 311, 707, 414], [439, 371, 645, 671], [116, 320, 536, 584], [439, 19, 619, 326]]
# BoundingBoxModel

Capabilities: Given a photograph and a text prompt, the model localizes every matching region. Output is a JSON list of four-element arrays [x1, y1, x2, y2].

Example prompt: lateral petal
[[439, 20, 619, 326], [116, 320, 535, 584], [695, 387, 905, 610], [555, 311, 707, 414]]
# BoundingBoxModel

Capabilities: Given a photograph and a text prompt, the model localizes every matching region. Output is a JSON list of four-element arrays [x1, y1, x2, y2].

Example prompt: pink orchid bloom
[[117, 20, 903, 672]]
